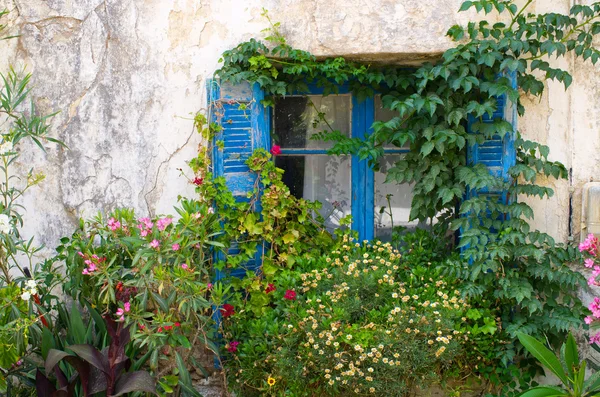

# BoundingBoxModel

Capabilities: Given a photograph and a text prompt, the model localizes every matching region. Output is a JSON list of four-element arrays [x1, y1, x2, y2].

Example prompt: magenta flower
[[591, 331, 600, 345], [270, 145, 282, 156], [207, 283, 213, 290], [227, 341, 240, 353], [284, 290, 297, 301], [108, 217, 121, 231], [124, 302, 131, 312], [115, 308, 125, 321], [181, 263, 189, 270], [150, 239, 160, 249], [172, 243, 180, 251]]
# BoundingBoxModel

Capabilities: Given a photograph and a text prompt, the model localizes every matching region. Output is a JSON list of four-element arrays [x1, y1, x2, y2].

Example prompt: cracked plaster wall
[[0, 0, 596, 257]]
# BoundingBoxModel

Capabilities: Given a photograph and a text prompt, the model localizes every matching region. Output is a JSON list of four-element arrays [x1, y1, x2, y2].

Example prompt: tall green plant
[[0, 10, 65, 393], [517, 332, 600, 397]]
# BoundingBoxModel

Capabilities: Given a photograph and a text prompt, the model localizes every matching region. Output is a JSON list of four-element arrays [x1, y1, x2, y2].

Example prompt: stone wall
[[1, 0, 592, 253], [1, 0, 599, 395]]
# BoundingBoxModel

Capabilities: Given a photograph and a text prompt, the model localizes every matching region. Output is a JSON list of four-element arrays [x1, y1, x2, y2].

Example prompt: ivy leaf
[[420, 142, 435, 157], [459, 1, 473, 12]]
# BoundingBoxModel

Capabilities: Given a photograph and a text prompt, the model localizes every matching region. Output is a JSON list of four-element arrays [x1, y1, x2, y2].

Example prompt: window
[[271, 87, 420, 241], [209, 76, 516, 249]]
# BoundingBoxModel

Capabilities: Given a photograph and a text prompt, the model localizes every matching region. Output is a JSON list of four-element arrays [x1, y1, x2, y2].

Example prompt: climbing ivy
[[211, 0, 600, 392]]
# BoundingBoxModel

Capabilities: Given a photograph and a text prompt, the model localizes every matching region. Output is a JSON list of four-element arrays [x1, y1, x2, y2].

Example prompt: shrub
[[221, 232, 486, 396], [57, 199, 220, 388]]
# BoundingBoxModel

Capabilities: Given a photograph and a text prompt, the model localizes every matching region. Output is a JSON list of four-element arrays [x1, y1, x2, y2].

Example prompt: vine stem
[[508, 0, 534, 30]]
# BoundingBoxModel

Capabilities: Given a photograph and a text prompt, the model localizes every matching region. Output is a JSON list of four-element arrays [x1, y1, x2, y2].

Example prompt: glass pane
[[375, 95, 409, 149], [275, 155, 351, 231], [374, 155, 419, 241], [273, 95, 351, 150]]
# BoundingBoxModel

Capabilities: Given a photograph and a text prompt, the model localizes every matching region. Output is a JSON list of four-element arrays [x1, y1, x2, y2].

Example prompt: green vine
[[209, 0, 600, 391]]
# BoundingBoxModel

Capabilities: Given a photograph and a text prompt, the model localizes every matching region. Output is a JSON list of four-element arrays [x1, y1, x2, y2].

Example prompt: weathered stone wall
[[0, 0, 596, 259], [1, 0, 599, 395]]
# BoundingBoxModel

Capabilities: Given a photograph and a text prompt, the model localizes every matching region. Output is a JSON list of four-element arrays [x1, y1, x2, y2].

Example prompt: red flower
[[284, 290, 297, 300], [174, 322, 181, 327], [227, 341, 240, 353], [164, 325, 173, 331], [192, 177, 203, 186], [265, 283, 276, 294], [157, 327, 163, 333], [270, 145, 281, 156], [221, 303, 235, 318]]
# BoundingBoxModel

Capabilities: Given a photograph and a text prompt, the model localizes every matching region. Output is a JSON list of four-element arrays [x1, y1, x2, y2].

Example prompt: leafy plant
[[35, 315, 156, 397], [212, 1, 597, 391], [56, 202, 220, 385], [221, 230, 498, 396], [517, 332, 600, 397]]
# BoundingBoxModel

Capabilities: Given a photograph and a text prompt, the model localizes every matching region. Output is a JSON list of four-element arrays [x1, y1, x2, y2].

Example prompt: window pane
[[374, 155, 419, 241], [275, 155, 351, 230], [375, 95, 409, 150], [273, 95, 351, 150]]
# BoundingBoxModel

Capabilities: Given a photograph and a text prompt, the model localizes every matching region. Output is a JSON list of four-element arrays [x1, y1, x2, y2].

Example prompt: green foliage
[[221, 232, 494, 396], [197, 148, 335, 317], [36, 315, 157, 397], [211, 0, 600, 390], [516, 332, 600, 397], [57, 202, 218, 390], [213, 1, 597, 391]]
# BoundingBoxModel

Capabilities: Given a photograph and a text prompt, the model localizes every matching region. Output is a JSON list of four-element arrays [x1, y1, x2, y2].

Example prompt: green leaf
[[420, 141, 435, 157], [151, 292, 170, 313], [563, 333, 579, 378], [459, 1, 473, 12], [41, 327, 54, 360], [518, 387, 568, 397], [517, 333, 569, 386], [69, 302, 86, 345]]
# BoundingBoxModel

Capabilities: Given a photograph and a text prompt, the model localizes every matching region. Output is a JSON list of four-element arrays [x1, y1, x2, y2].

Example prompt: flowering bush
[[220, 233, 486, 396], [579, 233, 600, 343], [57, 199, 220, 387]]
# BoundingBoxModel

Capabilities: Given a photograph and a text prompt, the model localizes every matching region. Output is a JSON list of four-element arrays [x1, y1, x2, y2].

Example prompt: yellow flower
[[267, 377, 276, 386]]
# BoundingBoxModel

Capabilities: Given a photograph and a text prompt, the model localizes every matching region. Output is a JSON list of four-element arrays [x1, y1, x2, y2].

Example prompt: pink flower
[[591, 331, 600, 345], [150, 239, 160, 249], [580, 234, 599, 256], [227, 340, 240, 353], [585, 316, 594, 325], [284, 290, 297, 301], [108, 217, 121, 231], [139, 217, 153, 229], [124, 302, 131, 312], [181, 263, 189, 270], [77, 252, 85, 257], [208, 207, 215, 214], [82, 269, 89, 275], [207, 283, 213, 290], [270, 145, 282, 156], [116, 308, 124, 316], [585, 258, 595, 268], [172, 243, 180, 251], [140, 229, 150, 237], [156, 217, 172, 231]]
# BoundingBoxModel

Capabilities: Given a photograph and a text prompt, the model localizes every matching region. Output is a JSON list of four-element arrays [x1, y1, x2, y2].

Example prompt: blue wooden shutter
[[208, 79, 269, 280], [466, 71, 517, 204]]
